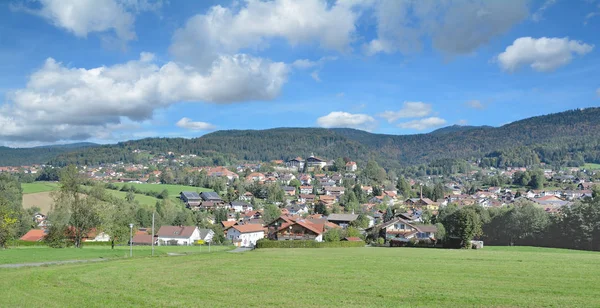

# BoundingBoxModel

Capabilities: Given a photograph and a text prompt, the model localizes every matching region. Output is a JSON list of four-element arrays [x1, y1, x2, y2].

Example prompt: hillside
[[4, 108, 600, 169], [0, 143, 98, 166]]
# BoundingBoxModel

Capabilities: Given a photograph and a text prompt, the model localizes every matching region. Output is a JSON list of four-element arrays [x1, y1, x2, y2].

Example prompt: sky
[[0, 0, 599, 147]]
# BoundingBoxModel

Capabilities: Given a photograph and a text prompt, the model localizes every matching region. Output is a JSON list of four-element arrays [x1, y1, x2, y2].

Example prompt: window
[[394, 223, 405, 230]]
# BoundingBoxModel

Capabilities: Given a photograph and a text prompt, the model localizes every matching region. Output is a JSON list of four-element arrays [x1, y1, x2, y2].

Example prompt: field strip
[[0, 258, 108, 269]]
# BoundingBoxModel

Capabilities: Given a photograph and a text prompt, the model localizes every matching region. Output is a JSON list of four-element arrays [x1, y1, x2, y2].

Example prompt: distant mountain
[[0, 142, 98, 166], [430, 125, 493, 135], [3, 108, 600, 169]]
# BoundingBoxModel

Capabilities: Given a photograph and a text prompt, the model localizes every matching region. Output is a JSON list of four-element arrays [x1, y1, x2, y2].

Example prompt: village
[[7, 147, 599, 249]]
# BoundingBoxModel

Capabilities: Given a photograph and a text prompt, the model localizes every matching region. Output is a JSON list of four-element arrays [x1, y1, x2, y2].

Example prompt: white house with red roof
[[157, 226, 201, 246], [227, 224, 265, 247]]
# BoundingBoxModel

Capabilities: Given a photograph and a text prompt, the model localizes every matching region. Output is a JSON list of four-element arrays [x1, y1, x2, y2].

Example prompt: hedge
[[256, 239, 365, 248], [7, 240, 116, 247]]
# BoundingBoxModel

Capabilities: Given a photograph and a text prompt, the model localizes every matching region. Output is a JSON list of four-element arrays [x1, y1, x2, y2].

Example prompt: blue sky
[[0, 0, 599, 147]]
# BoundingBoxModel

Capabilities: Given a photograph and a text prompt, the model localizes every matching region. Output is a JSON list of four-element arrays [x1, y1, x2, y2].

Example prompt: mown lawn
[[104, 189, 163, 208], [0, 245, 233, 265], [1, 247, 599, 307], [21, 182, 59, 194]]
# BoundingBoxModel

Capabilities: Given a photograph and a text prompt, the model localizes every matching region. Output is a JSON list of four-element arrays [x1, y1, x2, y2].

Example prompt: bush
[[8, 240, 47, 247], [255, 239, 365, 248]]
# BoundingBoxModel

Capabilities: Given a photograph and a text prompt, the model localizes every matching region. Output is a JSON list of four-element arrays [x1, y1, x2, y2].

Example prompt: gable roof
[[180, 191, 201, 200], [232, 224, 265, 233], [200, 191, 222, 201], [20, 229, 46, 242], [327, 213, 359, 222], [343, 237, 362, 242], [221, 221, 237, 229], [198, 229, 214, 239], [157, 226, 198, 238]]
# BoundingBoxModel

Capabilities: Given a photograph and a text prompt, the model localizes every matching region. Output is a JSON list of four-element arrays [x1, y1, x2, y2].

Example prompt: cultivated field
[[22, 192, 54, 214], [0, 247, 598, 307]]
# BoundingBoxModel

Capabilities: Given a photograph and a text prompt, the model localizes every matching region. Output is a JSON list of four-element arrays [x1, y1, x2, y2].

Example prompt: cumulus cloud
[[378, 102, 432, 123], [397, 117, 447, 130], [364, 0, 528, 55], [497, 37, 594, 72], [176, 118, 216, 131], [14, 0, 160, 43], [465, 100, 485, 110], [169, 0, 360, 70], [316, 111, 376, 131], [0, 53, 288, 142]]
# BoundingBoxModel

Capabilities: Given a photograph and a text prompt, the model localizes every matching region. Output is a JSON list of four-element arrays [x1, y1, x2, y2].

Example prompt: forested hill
[[0, 143, 98, 166], [4, 108, 600, 169]]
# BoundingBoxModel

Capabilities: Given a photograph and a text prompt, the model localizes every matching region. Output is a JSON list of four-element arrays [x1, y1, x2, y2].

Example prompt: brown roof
[[232, 224, 265, 233], [157, 226, 197, 238], [132, 234, 154, 245], [20, 229, 45, 242], [343, 237, 362, 242], [221, 221, 237, 229]]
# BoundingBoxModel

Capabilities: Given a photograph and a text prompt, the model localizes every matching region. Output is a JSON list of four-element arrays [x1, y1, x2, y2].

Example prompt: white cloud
[[465, 100, 485, 110], [0, 53, 288, 142], [310, 71, 321, 82], [497, 37, 594, 72], [397, 117, 447, 130], [17, 0, 148, 43], [378, 102, 432, 123], [364, 0, 528, 55], [170, 0, 360, 70], [532, 0, 557, 22], [176, 118, 216, 131], [316, 111, 376, 131]]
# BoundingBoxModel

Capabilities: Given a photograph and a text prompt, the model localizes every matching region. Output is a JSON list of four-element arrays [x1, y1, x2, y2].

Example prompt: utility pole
[[129, 223, 134, 257], [151, 212, 155, 257]]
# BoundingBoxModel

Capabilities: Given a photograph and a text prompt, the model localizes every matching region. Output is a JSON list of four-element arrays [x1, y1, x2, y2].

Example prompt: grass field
[[584, 163, 600, 170], [0, 246, 599, 307], [112, 182, 212, 197], [0, 245, 233, 265], [21, 181, 59, 194], [104, 189, 162, 208]]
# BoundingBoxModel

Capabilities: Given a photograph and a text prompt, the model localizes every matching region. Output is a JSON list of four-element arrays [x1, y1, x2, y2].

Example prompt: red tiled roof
[[232, 224, 265, 233], [20, 229, 45, 242], [344, 237, 362, 242]]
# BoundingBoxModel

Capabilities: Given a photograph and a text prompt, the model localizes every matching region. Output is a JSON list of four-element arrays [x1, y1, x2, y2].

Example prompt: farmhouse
[[157, 226, 201, 246], [272, 219, 325, 242], [180, 191, 202, 207], [376, 218, 438, 244], [20, 229, 46, 242], [327, 213, 359, 228], [227, 224, 265, 247], [230, 201, 253, 213]]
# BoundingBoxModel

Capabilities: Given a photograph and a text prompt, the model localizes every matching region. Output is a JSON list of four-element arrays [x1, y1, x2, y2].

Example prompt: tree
[[384, 206, 395, 222], [263, 204, 281, 224], [506, 201, 549, 245], [314, 203, 329, 215], [592, 184, 600, 199], [442, 207, 483, 248], [99, 199, 135, 249], [0, 200, 19, 248], [324, 228, 342, 242], [51, 165, 100, 248], [214, 208, 228, 224], [125, 190, 136, 203], [529, 170, 545, 190], [434, 223, 446, 245], [333, 157, 346, 172], [345, 226, 361, 238], [351, 213, 370, 229], [396, 177, 413, 198]]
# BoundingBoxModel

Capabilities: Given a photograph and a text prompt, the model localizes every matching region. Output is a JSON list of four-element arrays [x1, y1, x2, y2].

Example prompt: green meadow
[[583, 163, 600, 170], [1, 246, 599, 307], [111, 183, 212, 198], [21, 182, 59, 194]]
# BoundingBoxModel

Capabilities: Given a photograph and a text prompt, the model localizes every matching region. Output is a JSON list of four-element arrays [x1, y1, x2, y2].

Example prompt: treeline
[[0, 174, 38, 248], [434, 194, 600, 251]]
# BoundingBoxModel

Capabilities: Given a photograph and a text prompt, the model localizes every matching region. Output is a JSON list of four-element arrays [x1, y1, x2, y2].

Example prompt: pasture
[[583, 163, 600, 170], [112, 182, 212, 198], [0, 246, 598, 307], [21, 181, 59, 194]]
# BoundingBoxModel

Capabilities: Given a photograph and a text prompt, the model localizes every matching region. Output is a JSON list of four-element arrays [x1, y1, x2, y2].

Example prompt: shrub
[[377, 237, 385, 245], [255, 239, 365, 248]]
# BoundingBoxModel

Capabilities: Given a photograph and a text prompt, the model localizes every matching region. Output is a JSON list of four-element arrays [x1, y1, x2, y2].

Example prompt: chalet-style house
[[324, 186, 345, 197], [406, 198, 435, 207], [239, 191, 254, 202], [286, 157, 305, 170], [227, 224, 265, 247], [180, 191, 202, 207], [374, 218, 438, 244], [306, 155, 327, 169], [283, 186, 296, 196], [267, 215, 340, 242], [157, 226, 201, 246], [230, 201, 253, 213], [346, 161, 357, 172], [300, 186, 313, 194], [298, 194, 316, 204]]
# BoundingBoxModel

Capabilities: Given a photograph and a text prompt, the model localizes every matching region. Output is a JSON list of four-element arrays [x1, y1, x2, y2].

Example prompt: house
[[306, 155, 327, 169], [327, 213, 359, 228], [286, 157, 305, 170], [85, 230, 111, 242], [227, 224, 265, 247], [324, 186, 345, 197], [298, 194, 316, 204], [282, 186, 297, 196], [180, 191, 202, 207], [405, 198, 435, 207], [342, 237, 362, 242], [157, 226, 201, 246], [239, 191, 254, 202], [230, 201, 253, 213], [272, 219, 325, 242], [20, 229, 46, 242], [361, 186, 373, 195], [300, 186, 313, 194], [245, 172, 265, 182], [198, 229, 216, 243], [131, 234, 156, 245], [200, 191, 223, 202], [578, 182, 596, 190], [284, 204, 309, 216], [375, 218, 438, 244], [345, 161, 357, 172], [319, 195, 336, 206]]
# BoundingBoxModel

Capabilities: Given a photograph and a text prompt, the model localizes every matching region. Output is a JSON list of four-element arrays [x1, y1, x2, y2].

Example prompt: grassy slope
[[113, 182, 212, 197], [104, 189, 162, 208], [584, 163, 600, 170], [21, 182, 59, 194], [0, 246, 232, 265], [1, 247, 599, 307]]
